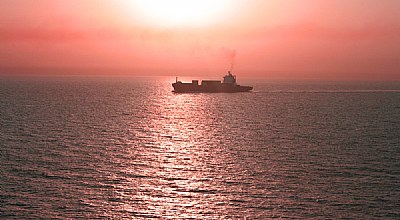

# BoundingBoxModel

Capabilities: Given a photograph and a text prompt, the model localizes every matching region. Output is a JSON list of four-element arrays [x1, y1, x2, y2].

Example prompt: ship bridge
[[223, 71, 236, 85]]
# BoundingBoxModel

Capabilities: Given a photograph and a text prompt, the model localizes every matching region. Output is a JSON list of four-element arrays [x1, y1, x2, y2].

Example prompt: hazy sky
[[1, 0, 399, 80]]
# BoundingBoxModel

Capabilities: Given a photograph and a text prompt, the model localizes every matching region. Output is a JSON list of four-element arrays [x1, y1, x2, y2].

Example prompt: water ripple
[[0, 78, 399, 218]]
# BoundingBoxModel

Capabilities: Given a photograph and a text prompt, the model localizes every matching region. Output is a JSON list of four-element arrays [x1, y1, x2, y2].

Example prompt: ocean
[[1, 77, 399, 219]]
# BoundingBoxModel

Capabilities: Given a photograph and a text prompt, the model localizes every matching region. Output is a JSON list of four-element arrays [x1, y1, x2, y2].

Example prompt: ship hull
[[172, 82, 252, 93]]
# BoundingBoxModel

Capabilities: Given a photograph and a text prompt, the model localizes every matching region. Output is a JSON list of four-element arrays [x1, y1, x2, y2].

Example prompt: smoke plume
[[222, 48, 236, 71]]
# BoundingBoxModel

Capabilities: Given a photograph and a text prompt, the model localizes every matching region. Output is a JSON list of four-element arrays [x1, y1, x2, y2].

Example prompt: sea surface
[[1, 77, 399, 219]]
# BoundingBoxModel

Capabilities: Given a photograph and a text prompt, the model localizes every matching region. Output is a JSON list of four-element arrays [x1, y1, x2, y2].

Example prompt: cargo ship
[[172, 71, 253, 93]]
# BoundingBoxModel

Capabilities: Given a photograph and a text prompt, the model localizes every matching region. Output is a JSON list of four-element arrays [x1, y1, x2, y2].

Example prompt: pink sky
[[1, 0, 399, 80]]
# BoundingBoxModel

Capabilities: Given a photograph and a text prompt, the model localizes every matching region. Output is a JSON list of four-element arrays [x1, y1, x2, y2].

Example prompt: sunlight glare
[[128, 0, 232, 27]]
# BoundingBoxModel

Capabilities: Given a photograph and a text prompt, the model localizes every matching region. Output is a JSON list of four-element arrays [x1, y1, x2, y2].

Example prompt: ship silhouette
[[172, 71, 253, 93]]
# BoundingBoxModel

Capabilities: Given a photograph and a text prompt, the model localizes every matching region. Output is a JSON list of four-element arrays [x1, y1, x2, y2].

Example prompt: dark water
[[1, 77, 399, 219]]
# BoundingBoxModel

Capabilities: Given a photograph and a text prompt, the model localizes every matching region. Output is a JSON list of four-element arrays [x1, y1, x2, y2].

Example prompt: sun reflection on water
[[120, 81, 238, 218]]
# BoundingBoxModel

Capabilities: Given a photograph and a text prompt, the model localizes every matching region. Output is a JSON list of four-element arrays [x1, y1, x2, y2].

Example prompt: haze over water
[[1, 77, 399, 219]]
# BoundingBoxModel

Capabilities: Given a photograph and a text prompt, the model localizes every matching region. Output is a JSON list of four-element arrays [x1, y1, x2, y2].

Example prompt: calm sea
[[1, 77, 399, 219]]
